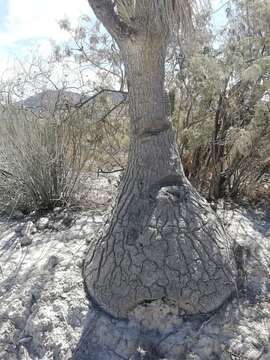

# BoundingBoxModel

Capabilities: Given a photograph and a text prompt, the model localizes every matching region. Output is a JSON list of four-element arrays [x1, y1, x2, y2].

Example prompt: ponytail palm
[[83, 0, 238, 320], [114, 0, 194, 35]]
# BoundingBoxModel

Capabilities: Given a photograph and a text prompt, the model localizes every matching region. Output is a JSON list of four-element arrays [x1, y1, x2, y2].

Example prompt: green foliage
[[170, 0, 270, 200]]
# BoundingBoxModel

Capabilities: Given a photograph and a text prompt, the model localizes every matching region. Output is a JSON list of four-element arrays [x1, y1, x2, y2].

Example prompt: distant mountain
[[18, 90, 88, 112], [18, 89, 126, 113]]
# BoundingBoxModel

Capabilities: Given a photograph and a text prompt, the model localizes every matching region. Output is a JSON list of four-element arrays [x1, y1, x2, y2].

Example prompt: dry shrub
[[0, 105, 94, 214]]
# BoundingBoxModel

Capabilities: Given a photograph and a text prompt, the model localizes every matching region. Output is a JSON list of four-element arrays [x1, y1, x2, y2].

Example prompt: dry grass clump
[[0, 105, 93, 214]]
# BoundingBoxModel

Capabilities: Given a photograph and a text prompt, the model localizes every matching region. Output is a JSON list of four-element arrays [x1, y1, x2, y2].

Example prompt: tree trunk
[[83, 36, 237, 319]]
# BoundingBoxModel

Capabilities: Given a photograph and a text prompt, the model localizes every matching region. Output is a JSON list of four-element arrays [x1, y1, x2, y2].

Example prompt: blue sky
[[0, 0, 8, 30], [0, 0, 228, 77], [212, 0, 229, 30]]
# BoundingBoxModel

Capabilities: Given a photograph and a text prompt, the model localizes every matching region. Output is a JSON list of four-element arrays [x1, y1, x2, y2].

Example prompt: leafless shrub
[[0, 104, 95, 214]]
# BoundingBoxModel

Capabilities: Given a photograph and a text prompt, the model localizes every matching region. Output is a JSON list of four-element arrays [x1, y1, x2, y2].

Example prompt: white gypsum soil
[[0, 175, 270, 360]]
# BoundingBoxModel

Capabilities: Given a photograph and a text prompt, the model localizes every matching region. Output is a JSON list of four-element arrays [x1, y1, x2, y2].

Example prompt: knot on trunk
[[149, 175, 184, 200]]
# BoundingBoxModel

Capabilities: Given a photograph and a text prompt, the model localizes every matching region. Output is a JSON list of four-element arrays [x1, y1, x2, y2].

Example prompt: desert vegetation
[[0, 69, 128, 214], [0, 0, 269, 215], [0, 0, 269, 359], [0, 104, 91, 213], [172, 0, 270, 202]]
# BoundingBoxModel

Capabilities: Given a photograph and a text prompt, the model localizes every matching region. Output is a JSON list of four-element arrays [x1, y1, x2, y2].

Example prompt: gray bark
[[83, 35, 238, 319]]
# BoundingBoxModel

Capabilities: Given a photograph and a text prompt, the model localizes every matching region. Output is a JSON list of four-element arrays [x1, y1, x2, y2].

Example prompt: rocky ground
[[0, 174, 270, 360]]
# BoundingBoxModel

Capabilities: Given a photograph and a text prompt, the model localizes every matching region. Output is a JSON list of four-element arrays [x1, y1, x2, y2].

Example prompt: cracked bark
[[83, 34, 238, 319]]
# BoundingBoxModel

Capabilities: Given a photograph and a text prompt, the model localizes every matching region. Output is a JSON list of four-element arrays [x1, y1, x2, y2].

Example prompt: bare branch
[[98, 98, 126, 122], [97, 167, 124, 176], [74, 88, 127, 109], [87, 0, 135, 40]]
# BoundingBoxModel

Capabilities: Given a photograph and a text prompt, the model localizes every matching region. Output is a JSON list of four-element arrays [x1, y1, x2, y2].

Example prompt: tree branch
[[88, 0, 135, 40], [98, 98, 126, 122], [74, 88, 127, 109]]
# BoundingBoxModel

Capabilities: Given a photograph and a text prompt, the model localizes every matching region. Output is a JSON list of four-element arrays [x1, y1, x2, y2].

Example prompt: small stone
[[83, 226, 94, 236], [78, 231, 85, 239], [93, 216, 103, 223], [12, 210, 24, 220], [76, 259, 83, 268], [47, 221, 54, 229], [20, 235, 32, 247], [85, 236, 93, 244], [210, 202, 217, 212], [48, 221, 62, 231], [15, 223, 25, 234], [36, 217, 49, 230], [22, 221, 36, 236], [62, 214, 74, 227], [53, 207, 62, 213], [53, 214, 65, 223], [45, 255, 60, 271], [26, 221, 37, 235], [75, 216, 88, 226], [186, 354, 201, 360], [18, 336, 33, 344]]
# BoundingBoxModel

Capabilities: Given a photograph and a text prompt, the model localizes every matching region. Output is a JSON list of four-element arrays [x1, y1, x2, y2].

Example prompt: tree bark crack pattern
[[84, 131, 237, 319]]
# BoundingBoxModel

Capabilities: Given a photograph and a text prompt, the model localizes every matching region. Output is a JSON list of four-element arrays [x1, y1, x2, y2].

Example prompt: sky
[[0, 0, 91, 68], [0, 0, 228, 85], [211, 0, 229, 30]]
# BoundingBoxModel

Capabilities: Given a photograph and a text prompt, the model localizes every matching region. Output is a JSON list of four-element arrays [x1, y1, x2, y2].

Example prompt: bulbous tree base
[[85, 0, 238, 329], [84, 167, 237, 319]]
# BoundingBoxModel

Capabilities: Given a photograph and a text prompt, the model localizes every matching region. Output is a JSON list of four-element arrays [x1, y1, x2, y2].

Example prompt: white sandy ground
[[0, 176, 269, 360]]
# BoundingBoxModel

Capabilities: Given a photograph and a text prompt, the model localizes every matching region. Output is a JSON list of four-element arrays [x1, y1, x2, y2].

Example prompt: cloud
[[0, 0, 95, 83], [0, 0, 92, 48], [0, 0, 226, 51], [0, 0, 225, 86]]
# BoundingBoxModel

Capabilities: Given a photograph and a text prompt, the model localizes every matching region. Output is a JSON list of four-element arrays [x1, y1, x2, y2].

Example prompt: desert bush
[[90, 94, 129, 172], [0, 104, 95, 214], [2, 0, 267, 213], [170, 0, 270, 201]]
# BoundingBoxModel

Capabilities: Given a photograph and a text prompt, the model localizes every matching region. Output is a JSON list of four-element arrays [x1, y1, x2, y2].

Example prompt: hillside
[[17, 89, 126, 113]]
